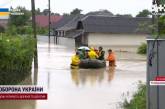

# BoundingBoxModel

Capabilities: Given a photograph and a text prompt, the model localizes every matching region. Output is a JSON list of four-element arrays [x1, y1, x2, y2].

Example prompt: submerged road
[[0, 36, 146, 109]]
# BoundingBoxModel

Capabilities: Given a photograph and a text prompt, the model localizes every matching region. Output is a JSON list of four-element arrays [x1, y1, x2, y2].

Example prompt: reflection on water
[[107, 67, 116, 82], [71, 67, 116, 86]]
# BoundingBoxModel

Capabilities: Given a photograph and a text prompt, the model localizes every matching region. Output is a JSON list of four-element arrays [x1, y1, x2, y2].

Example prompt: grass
[[122, 84, 146, 109]]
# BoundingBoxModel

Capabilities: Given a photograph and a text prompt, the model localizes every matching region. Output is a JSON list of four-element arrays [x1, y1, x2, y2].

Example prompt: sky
[[0, 0, 152, 16]]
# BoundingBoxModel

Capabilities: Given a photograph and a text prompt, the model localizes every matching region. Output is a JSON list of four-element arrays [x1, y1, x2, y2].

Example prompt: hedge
[[0, 34, 35, 85]]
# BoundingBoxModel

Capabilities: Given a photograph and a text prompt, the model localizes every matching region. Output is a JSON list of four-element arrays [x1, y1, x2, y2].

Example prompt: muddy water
[[0, 36, 146, 109]]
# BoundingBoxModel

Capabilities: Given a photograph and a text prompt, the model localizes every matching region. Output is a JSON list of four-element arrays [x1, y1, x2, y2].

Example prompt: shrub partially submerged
[[122, 84, 146, 109], [137, 43, 147, 55], [0, 34, 35, 85]]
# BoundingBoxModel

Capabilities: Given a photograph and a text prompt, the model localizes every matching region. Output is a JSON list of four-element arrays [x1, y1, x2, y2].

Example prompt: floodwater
[[0, 36, 146, 109]]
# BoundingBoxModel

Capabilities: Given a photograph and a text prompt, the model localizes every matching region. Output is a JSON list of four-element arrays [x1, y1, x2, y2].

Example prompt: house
[[52, 10, 113, 37], [53, 13, 151, 52], [75, 16, 151, 51], [35, 15, 62, 28]]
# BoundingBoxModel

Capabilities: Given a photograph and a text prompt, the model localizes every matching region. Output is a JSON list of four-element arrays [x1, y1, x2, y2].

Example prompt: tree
[[42, 9, 50, 15], [9, 7, 31, 27], [36, 8, 41, 15], [137, 16, 165, 37], [136, 9, 151, 17], [63, 13, 69, 16], [158, 16, 165, 36], [70, 8, 82, 15], [7, 6, 33, 35]]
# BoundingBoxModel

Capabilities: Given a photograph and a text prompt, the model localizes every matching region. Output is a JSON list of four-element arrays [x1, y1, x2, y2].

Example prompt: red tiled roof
[[35, 15, 62, 28]]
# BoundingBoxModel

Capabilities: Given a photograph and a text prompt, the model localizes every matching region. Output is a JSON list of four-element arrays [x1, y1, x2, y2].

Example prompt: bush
[[6, 25, 33, 35], [37, 27, 48, 35], [0, 34, 35, 85], [137, 43, 147, 54], [122, 84, 146, 109], [0, 26, 5, 33]]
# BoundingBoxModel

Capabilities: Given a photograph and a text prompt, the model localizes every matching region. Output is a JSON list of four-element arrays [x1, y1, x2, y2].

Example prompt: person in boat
[[71, 52, 80, 69], [98, 46, 105, 60], [78, 48, 87, 60], [94, 48, 99, 55], [106, 49, 116, 67], [88, 47, 99, 59]]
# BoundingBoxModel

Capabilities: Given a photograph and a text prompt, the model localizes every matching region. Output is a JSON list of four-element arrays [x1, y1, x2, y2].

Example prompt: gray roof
[[56, 15, 84, 31], [53, 10, 114, 31], [51, 15, 75, 30], [53, 13, 152, 34], [86, 10, 114, 16], [79, 16, 152, 34]]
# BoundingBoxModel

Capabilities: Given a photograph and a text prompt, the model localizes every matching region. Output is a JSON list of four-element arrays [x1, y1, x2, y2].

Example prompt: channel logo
[[0, 8, 9, 19]]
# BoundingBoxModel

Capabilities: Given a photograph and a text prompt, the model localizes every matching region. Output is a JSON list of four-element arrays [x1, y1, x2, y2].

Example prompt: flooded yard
[[0, 36, 146, 109]]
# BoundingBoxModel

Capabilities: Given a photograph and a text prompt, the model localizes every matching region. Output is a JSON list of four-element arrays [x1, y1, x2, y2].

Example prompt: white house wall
[[88, 33, 148, 52]]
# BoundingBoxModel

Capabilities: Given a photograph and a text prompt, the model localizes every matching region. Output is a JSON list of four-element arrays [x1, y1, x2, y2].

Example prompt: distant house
[[35, 15, 62, 28], [53, 12, 151, 52], [52, 15, 84, 37], [75, 16, 151, 50]]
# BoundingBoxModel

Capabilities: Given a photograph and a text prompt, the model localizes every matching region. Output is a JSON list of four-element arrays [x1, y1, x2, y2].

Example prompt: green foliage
[[6, 25, 33, 35], [158, 16, 165, 36], [160, 0, 165, 4], [6, 25, 17, 35], [17, 26, 33, 35], [136, 9, 151, 17], [37, 27, 48, 35], [7, 6, 32, 35], [0, 34, 35, 85], [70, 8, 82, 15], [0, 26, 5, 33], [137, 43, 147, 55], [9, 7, 31, 27], [122, 84, 146, 109], [138, 15, 165, 37]]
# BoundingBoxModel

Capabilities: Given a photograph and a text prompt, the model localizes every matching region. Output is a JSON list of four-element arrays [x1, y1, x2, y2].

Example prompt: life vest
[[88, 50, 98, 59], [107, 52, 116, 61], [98, 50, 105, 60], [71, 55, 80, 66]]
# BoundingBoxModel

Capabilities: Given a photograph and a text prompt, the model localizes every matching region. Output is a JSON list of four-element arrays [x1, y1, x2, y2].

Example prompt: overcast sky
[[0, 0, 152, 16]]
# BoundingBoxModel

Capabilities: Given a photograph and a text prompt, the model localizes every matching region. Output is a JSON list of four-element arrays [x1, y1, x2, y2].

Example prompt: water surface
[[0, 36, 146, 109]]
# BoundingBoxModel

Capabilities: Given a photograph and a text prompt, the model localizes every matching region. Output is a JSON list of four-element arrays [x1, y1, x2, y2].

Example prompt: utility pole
[[48, 0, 51, 43], [31, 0, 38, 69]]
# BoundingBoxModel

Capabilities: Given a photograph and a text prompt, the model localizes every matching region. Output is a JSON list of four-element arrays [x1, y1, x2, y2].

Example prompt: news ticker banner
[[0, 86, 47, 100], [150, 76, 165, 86]]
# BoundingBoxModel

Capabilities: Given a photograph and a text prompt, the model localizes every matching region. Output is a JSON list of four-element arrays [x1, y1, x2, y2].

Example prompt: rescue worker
[[98, 46, 105, 60], [88, 47, 99, 59], [94, 48, 99, 55], [71, 52, 80, 69], [106, 49, 116, 66], [78, 49, 86, 60]]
